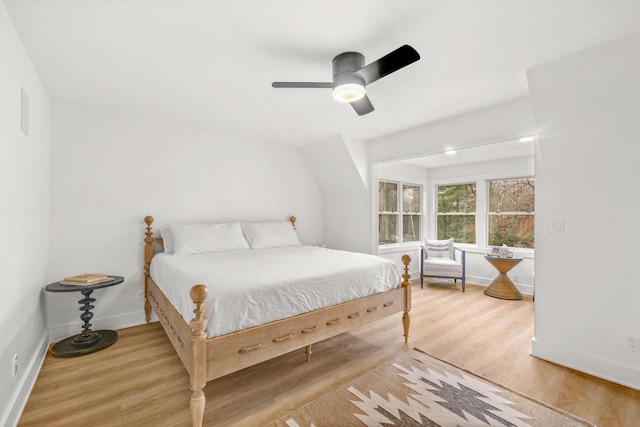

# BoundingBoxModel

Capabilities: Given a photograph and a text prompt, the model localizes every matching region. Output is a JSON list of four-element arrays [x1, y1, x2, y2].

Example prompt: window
[[402, 184, 421, 243], [436, 183, 476, 244], [488, 178, 535, 249], [378, 181, 422, 245], [378, 182, 398, 245]]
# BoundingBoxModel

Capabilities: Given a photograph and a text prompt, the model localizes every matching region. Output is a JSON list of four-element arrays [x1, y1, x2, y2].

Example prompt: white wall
[[369, 97, 537, 164], [301, 135, 371, 253], [528, 31, 640, 390], [46, 103, 324, 340], [0, 4, 51, 426]]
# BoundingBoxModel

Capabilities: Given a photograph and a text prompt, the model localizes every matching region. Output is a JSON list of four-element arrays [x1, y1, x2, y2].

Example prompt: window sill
[[378, 243, 421, 255], [378, 243, 534, 259], [458, 245, 535, 259]]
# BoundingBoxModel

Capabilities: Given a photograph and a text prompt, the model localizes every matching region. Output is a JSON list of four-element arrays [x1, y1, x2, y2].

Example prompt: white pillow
[[169, 223, 250, 255], [160, 225, 175, 254], [424, 238, 454, 259], [241, 221, 301, 249]]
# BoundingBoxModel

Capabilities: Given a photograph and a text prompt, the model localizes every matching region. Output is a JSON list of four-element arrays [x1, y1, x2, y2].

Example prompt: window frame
[[435, 181, 477, 244], [430, 173, 535, 252], [487, 177, 535, 249], [378, 180, 423, 247]]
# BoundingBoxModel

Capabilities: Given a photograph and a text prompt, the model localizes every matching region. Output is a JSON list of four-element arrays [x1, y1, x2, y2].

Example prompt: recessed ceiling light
[[519, 136, 535, 143], [445, 149, 456, 156]]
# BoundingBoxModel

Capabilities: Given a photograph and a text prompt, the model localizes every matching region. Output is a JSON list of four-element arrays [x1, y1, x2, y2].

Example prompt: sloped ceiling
[[301, 135, 367, 194], [5, 0, 640, 146]]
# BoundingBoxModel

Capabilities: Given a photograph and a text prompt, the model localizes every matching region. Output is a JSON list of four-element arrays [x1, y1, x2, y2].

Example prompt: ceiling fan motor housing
[[332, 52, 366, 88]]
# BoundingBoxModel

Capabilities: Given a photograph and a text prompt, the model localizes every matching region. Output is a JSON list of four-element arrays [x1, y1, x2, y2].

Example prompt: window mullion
[[397, 182, 403, 244]]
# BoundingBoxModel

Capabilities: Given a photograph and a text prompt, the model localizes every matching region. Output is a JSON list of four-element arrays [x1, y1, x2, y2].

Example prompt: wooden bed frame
[[142, 215, 412, 427]]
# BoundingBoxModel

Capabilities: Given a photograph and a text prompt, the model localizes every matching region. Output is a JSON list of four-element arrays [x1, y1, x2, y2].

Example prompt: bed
[[142, 215, 412, 427]]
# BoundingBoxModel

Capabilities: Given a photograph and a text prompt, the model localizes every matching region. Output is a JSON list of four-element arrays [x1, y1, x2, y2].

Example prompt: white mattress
[[150, 245, 401, 338]]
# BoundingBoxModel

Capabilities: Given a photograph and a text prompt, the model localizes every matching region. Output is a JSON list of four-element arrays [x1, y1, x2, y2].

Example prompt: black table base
[[51, 330, 118, 357]]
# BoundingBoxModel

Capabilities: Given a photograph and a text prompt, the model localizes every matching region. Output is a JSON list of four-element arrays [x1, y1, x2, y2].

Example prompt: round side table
[[45, 276, 124, 357], [484, 256, 523, 300]]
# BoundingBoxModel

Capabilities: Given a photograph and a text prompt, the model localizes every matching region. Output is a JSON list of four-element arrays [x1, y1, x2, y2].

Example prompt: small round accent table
[[484, 256, 523, 300], [45, 276, 124, 357]]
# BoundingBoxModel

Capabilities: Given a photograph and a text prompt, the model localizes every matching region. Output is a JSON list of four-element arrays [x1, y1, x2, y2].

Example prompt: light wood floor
[[20, 281, 640, 426]]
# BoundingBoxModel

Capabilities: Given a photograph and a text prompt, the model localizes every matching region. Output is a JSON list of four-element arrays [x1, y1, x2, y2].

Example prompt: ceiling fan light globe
[[332, 83, 366, 103]]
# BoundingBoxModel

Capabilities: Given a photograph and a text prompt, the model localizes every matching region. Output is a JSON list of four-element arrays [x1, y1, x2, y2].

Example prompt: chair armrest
[[418, 245, 425, 286], [453, 246, 466, 266]]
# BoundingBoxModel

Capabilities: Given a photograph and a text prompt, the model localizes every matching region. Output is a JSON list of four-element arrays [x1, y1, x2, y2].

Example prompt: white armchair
[[420, 238, 466, 292]]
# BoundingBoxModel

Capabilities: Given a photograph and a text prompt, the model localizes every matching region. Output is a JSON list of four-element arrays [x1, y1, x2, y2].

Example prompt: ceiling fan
[[272, 45, 420, 116]]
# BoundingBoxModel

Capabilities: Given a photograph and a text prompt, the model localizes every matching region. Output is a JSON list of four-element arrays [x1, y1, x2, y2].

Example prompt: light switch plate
[[548, 221, 564, 234]]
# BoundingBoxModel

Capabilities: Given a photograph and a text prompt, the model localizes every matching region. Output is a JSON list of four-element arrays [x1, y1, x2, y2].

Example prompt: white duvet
[[150, 245, 401, 338]]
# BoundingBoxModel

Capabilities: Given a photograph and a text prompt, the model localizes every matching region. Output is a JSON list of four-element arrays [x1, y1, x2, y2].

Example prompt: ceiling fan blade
[[356, 45, 420, 85], [272, 82, 332, 88], [350, 95, 374, 116]]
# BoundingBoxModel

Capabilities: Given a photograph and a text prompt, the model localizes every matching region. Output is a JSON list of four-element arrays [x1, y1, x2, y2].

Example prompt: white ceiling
[[402, 137, 535, 169], [5, 0, 640, 147]]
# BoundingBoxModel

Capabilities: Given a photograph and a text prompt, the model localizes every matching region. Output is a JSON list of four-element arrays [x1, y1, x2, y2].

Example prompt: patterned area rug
[[266, 349, 594, 427]]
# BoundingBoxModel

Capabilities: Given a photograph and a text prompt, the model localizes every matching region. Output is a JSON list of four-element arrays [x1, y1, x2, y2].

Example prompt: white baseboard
[[0, 331, 49, 427], [412, 272, 534, 296], [466, 274, 534, 296], [531, 337, 640, 391], [48, 310, 151, 342]]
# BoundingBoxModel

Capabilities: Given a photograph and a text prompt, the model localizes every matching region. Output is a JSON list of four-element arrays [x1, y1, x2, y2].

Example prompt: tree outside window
[[379, 181, 422, 245], [402, 184, 421, 243], [436, 183, 476, 243], [379, 181, 398, 245], [488, 178, 535, 248]]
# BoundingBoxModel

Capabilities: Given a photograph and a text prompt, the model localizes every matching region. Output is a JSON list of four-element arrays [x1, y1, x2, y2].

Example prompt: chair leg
[[462, 278, 466, 292]]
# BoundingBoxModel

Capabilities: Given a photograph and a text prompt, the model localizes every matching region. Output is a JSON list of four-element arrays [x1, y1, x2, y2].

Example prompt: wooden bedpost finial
[[289, 216, 296, 229], [191, 285, 208, 323], [190, 285, 208, 335], [191, 284, 208, 306], [145, 215, 154, 225], [401, 255, 411, 287]]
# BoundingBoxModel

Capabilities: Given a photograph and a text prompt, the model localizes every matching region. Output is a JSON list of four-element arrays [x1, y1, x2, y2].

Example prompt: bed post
[[401, 255, 412, 344], [190, 285, 208, 427], [289, 216, 296, 229], [143, 216, 155, 324]]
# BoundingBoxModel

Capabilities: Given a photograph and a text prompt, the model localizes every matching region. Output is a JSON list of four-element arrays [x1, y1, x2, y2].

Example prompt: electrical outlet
[[12, 354, 18, 377], [136, 290, 145, 302], [627, 336, 640, 352]]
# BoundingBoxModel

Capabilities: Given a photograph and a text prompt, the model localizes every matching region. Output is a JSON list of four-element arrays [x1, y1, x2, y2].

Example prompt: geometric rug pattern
[[266, 349, 595, 427]]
